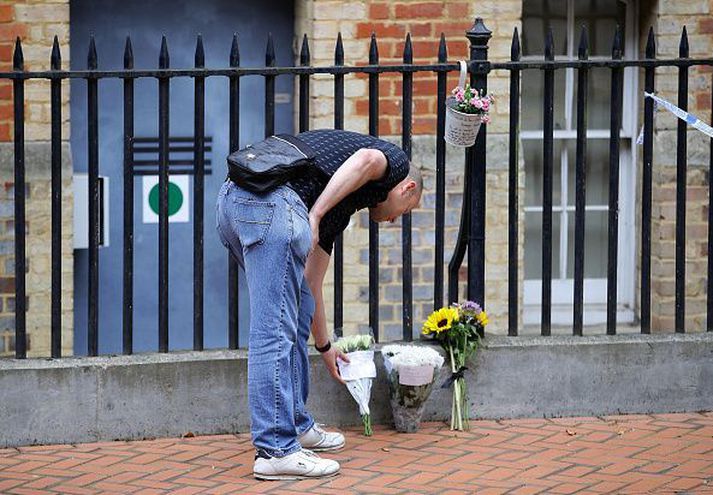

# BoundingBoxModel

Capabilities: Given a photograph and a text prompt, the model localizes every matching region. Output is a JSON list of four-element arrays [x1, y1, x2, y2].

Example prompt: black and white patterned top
[[288, 129, 410, 255]]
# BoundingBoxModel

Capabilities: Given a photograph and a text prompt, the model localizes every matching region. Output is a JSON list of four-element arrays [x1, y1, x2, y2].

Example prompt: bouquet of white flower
[[334, 334, 376, 436], [382, 344, 444, 432]]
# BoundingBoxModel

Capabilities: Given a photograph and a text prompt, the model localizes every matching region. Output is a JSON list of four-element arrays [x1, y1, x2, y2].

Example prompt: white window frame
[[522, 0, 639, 326]]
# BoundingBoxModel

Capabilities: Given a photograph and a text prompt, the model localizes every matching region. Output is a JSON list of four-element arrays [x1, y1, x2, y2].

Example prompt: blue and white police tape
[[637, 92, 713, 144]]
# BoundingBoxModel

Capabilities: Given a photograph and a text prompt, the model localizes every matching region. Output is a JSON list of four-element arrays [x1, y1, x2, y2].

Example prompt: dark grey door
[[70, 0, 295, 354]]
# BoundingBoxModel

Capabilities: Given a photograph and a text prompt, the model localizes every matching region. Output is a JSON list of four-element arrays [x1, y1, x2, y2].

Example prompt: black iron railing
[[494, 24, 712, 337], [2, 17, 713, 359]]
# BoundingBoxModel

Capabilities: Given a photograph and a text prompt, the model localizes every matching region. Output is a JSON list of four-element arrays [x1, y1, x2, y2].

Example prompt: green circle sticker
[[149, 181, 183, 216]]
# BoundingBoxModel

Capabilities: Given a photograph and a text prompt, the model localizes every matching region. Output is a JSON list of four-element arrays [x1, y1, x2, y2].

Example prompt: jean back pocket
[[234, 198, 275, 249]]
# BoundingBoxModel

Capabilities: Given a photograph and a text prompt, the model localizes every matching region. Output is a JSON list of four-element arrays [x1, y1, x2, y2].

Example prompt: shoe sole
[[254, 471, 339, 481], [304, 442, 345, 452]]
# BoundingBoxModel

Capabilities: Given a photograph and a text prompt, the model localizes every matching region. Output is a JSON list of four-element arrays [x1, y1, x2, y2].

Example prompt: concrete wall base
[[1, 333, 712, 447]]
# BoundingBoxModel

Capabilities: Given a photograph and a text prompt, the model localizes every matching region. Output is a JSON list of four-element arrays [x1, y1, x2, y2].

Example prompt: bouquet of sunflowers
[[422, 301, 487, 430]]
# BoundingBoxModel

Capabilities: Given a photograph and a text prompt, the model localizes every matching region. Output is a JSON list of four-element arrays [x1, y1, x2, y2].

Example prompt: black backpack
[[226, 134, 326, 193]]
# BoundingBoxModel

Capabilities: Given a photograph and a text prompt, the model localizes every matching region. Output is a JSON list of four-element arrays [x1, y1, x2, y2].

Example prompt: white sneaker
[[298, 423, 346, 452], [253, 448, 340, 481]]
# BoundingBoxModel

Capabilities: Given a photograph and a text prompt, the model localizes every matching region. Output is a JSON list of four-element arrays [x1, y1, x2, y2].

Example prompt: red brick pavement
[[1, 412, 713, 494]]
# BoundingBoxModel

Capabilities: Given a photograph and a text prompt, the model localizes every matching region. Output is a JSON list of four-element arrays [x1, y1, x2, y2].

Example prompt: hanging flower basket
[[444, 60, 493, 148], [445, 106, 482, 148]]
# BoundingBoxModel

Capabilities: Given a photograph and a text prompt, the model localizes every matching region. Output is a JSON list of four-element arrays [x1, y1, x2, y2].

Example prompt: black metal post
[[402, 34, 413, 341], [122, 36, 134, 354], [158, 36, 170, 352], [265, 34, 276, 137], [368, 33, 380, 341], [573, 27, 589, 336], [448, 170, 470, 304], [434, 33, 447, 311], [465, 18, 490, 311], [641, 28, 655, 334], [228, 34, 240, 349], [334, 34, 344, 336], [299, 35, 310, 133], [606, 28, 624, 335], [508, 28, 521, 336], [50, 36, 62, 357], [675, 28, 689, 333], [541, 28, 555, 336], [87, 36, 99, 355], [13, 38, 26, 359], [193, 35, 205, 351]]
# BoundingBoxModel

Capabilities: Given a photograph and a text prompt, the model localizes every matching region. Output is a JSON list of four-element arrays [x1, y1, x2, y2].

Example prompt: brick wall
[[0, 0, 709, 358], [298, 0, 712, 337], [0, 3, 24, 143], [0, 1, 70, 142], [648, 0, 712, 332], [299, 1, 522, 338], [352, 1, 471, 136], [0, 0, 72, 356]]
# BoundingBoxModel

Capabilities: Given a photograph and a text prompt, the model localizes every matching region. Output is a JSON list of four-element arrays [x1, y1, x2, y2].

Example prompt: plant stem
[[461, 379, 468, 430], [461, 335, 467, 430], [363, 414, 372, 436], [449, 345, 462, 430], [450, 385, 455, 430]]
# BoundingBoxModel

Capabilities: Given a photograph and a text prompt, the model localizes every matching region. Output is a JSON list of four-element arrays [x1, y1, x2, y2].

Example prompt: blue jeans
[[215, 180, 315, 457]]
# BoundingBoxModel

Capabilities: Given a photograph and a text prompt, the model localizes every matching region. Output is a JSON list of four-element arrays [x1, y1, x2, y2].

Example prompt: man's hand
[[308, 211, 321, 255], [320, 345, 350, 385]]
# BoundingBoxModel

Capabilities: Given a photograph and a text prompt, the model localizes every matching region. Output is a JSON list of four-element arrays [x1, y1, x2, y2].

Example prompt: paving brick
[[587, 480, 633, 493], [1, 416, 713, 493], [667, 459, 713, 478], [662, 476, 709, 491], [46, 483, 95, 495], [596, 458, 649, 475], [545, 481, 590, 494], [623, 473, 681, 493], [507, 485, 552, 495], [0, 478, 25, 492]]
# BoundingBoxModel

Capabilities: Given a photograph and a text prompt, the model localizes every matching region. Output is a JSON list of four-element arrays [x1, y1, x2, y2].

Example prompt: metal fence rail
[[496, 24, 712, 336], [2, 17, 713, 359]]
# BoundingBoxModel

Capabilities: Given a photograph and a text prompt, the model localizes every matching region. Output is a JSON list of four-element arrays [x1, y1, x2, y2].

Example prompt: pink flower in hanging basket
[[449, 82, 494, 118]]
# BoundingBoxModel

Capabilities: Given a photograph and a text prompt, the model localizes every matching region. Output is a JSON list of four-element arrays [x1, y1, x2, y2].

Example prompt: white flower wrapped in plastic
[[335, 334, 375, 436], [382, 344, 444, 433]]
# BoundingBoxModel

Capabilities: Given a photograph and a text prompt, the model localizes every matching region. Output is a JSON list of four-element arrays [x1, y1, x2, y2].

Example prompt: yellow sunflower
[[477, 310, 489, 327], [422, 307, 459, 335]]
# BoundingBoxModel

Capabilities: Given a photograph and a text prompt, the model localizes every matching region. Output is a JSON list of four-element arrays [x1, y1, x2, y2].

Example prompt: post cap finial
[[466, 17, 492, 43]]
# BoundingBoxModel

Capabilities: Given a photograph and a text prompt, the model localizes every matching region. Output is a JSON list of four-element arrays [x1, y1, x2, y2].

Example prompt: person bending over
[[215, 129, 422, 480]]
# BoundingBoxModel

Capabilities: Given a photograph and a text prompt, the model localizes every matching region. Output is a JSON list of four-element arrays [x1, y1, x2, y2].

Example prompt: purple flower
[[461, 300, 482, 314]]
